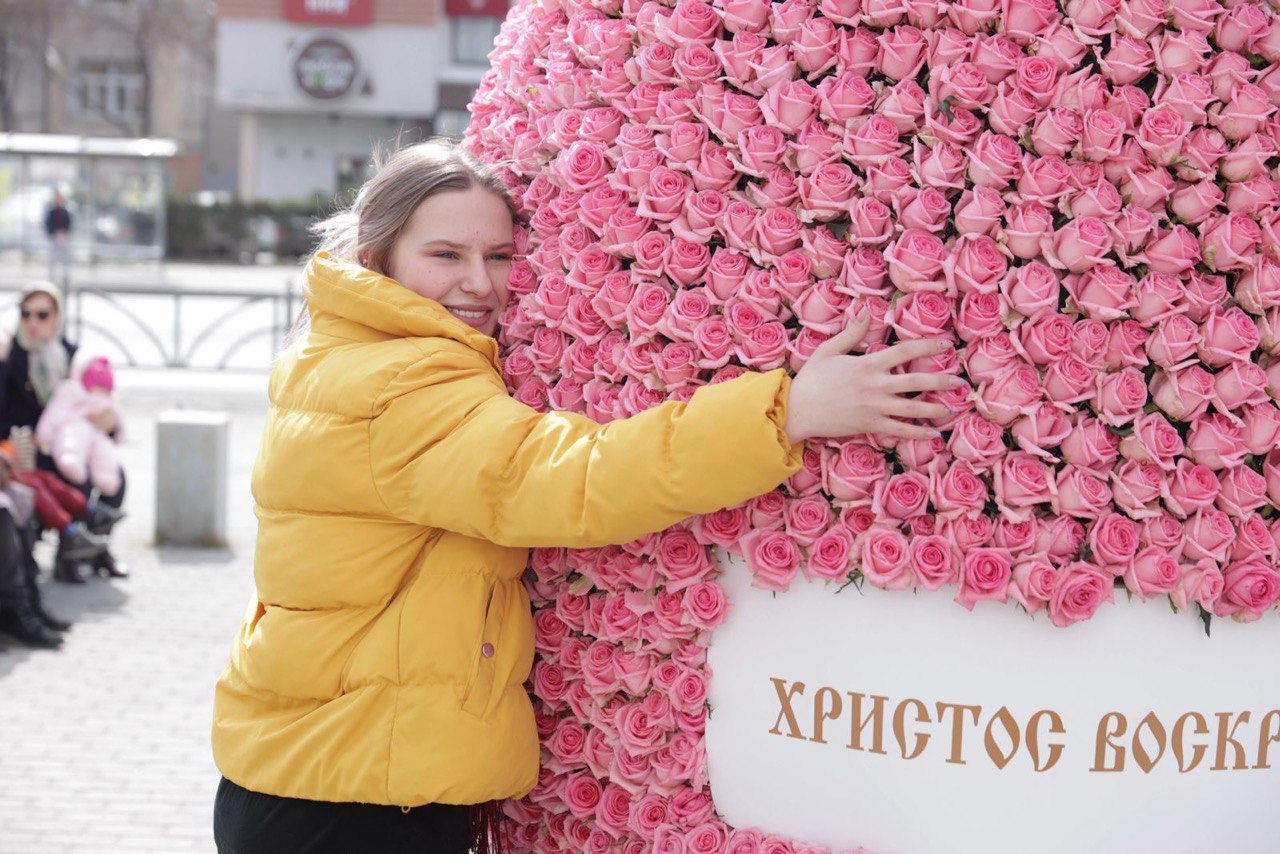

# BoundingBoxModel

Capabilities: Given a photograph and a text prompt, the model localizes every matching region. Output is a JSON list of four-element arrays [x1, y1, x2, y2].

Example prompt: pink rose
[[967, 132, 1024, 189], [946, 413, 1006, 470], [1016, 154, 1073, 204], [682, 581, 728, 631], [1099, 35, 1154, 86], [1094, 368, 1148, 426], [947, 234, 1009, 295], [1043, 354, 1098, 405], [1186, 414, 1246, 470], [825, 441, 886, 504], [1089, 513, 1142, 570], [931, 460, 989, 520], [1170, 180, 1225, 225], [1130, 272, 1187, 325], [1142, 225, 1201, 276], [1151, 366, 1216, 421], [859, 527, 916, 591], [1216, 466, 1269, 517], [898, 187, 952, 232], [1201, 213, 1262, 273], [1171, 559, 1225, 613], [740, 529, 801, 593], [877, 25, 928, 81], [975, 362, 1042, 425], [993, 452, 1054, 518], [1014, 312, 1074, 364], [1111, 460, 1164, 517], [910, 534, 957, 590], [1049, 561, 1114, 627], [956, 548, 1012, 610], [1010, 557, 1058, 615], [1048, 216, 1115, 273], [1242, 403, 1280, 454], [1070, 265, 1141, 322], [807, 528, 854, 581], [797, 163, 857, 222], [1136, 107, 1189, 166], [1118, 412, 1184, 470], [1145, 315, 1200, 370], [1215, 558, 1280, 620], [1212, 82, 1277, 142], [1053, 465, 1113, 519], [1123, 546, 1181, 599], [1162, 459, 1222, 519], [1003, 201, 1054, 260], [1183, 508, 1237, 563], [884, 229, 947, 292], [1060, 414, 1120, 469], [1031, 107, 1083, 157], [1198, 307, 1261, 367], [953, 187, 1007, 237], [956, 292, 1006, 342], [1011, 403, 1073, 459], [759, 79, 819, 135], [1001, 262, 1061, 316]]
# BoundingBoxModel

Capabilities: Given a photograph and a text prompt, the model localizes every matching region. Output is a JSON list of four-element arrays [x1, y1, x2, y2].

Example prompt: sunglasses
[[20, 309, 52, 321]]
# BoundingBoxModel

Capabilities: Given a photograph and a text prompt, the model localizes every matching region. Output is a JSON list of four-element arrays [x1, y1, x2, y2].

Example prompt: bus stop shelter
[[0, 133, 176, 262]]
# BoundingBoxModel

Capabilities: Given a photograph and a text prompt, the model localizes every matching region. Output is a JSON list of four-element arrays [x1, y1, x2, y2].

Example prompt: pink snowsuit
[[35, 379, 123, 495]]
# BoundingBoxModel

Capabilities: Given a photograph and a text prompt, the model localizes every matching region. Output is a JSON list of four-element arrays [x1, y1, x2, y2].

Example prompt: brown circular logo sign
[[293, 36, 360, 100]]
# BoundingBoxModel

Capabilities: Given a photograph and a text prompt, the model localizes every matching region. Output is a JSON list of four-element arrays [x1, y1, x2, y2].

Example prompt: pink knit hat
[[81, 357, 114, 393]]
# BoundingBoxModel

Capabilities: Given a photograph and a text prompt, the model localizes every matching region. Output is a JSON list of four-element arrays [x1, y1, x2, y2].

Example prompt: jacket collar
[[304, 252, 500, 371]]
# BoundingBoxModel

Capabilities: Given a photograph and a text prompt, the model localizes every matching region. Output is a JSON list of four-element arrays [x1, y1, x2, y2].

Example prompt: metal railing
[[0, 278, 300, 371]]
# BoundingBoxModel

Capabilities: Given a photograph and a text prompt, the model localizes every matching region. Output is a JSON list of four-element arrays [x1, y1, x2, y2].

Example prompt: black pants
[[0, 509, 25, 603], [213, 777, 471, 854]]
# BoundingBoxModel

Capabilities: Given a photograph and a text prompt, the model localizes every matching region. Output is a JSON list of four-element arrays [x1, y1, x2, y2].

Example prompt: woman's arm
[[369, 342, 801, 549], [369, 318, 954, 549]]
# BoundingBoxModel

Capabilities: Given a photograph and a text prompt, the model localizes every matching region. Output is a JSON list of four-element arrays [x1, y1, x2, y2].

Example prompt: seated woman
[[0, 442, 68, 647], [0, 283, 127, 582]]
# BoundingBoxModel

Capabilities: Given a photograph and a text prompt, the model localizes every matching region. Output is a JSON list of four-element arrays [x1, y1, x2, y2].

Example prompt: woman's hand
[[0, 331, 10, 362], [784, 312, 962, 444]]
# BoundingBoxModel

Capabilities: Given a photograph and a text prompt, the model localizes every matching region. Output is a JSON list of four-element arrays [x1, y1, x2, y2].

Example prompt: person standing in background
[[45, 191, 72, 289]]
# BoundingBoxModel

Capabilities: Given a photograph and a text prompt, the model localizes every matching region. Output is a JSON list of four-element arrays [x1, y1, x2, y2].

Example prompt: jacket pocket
[[460, 579, 507, 718]]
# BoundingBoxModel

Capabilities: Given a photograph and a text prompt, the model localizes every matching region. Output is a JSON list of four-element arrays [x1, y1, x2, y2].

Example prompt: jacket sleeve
[[368, 343, 802, 549], [35, 382, 77, 451]]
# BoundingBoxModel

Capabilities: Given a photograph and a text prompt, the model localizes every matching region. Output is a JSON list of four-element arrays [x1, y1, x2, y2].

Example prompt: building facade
[[0, 0, 218, 191], [217, 0, 507, 203]]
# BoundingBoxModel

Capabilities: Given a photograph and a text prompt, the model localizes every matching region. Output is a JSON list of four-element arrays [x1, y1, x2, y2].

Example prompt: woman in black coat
[[0, 284, 126, 581]]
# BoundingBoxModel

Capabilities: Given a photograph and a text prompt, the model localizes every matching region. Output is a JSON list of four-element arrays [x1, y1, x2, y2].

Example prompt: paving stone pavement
[[0, 372, 268, 854]]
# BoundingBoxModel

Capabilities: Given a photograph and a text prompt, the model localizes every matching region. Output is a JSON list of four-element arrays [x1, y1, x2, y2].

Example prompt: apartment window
[[74, 61, 145, 123], [452, 17, 502, 66]]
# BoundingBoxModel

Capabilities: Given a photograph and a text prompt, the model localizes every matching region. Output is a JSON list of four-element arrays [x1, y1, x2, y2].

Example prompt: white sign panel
[[706, 554, 1280, 854]]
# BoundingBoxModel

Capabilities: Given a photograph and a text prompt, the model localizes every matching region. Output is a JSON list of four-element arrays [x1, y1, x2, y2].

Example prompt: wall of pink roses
[[465, 0, 1280, 849]]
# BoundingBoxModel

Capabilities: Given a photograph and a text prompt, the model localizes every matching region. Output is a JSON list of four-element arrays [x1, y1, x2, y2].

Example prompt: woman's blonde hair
[[312, 138, 516, 276]]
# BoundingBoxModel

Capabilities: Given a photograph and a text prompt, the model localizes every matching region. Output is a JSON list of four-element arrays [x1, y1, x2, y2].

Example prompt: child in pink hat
[[36, 355, 124, 497]]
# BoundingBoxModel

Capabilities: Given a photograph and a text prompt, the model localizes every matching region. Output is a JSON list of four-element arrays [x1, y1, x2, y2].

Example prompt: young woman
[[211, 140, 958, 853]]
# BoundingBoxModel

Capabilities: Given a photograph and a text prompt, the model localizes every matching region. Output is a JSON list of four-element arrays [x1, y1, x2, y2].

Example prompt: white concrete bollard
[[155, 410, 230, 547]]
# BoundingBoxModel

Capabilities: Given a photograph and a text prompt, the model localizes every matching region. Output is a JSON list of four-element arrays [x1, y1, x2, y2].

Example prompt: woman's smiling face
[[385, 185, 516, 338]]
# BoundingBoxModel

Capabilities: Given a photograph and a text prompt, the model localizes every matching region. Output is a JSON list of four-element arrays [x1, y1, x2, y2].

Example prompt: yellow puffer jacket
[[211, 252, 802, 807]]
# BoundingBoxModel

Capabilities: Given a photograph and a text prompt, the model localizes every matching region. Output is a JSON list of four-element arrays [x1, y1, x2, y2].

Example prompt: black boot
[[92, 549, 128, 580], [31, 597, 71, 632], [53, 558, 88, 584], [23, 565, 71, 632], [0, 600, 63, 649], [87, 503, 126, 536], [57, 527, 109, 563]]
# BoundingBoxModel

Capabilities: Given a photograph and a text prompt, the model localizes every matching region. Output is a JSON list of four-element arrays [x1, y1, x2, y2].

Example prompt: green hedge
[[166, 196, 336, 261]]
